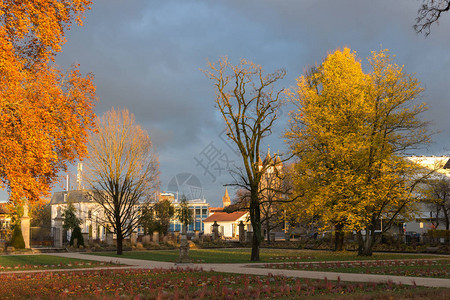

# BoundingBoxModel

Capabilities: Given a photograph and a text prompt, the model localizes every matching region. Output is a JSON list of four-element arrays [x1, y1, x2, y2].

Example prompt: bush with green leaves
[[63, 203, 84, 247], [9, 223, 25, 249], [70, 225, 84, 247], [62, 203, 81, 231], [176, 195, 193, 233]]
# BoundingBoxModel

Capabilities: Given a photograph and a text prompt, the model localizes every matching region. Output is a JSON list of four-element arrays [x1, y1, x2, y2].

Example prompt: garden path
[[43, 252, 450, 289]]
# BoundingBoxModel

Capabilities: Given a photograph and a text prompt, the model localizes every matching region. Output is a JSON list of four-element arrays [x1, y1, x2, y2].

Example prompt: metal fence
[[30, 226, 53, 247]]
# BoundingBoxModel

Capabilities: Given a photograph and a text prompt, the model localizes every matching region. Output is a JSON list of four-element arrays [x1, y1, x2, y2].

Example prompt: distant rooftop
[[0, 203, 11, 214], [50, 190, 93, 205], [203, 211, 248, 223]]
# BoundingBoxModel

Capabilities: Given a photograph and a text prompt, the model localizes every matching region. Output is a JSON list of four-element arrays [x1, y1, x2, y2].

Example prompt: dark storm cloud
[[47, 0, 450, 205]]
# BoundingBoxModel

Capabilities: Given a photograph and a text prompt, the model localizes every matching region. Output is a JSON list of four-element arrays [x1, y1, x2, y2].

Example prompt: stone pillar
[[270, 232, 276, 242], [142, 235, 151, 245], [212, 221, 219, 241], [246, 231, 253, 243], [285, 232, 290, 241], [177, 224, 191, 263], [152, 231, 159, 244], [21, 204, 31, 248], [238, 221, 246, 243], [82, 233, 89, 245], [53, 207, 64, 248], [106, 231, 114, 246], [130, 232, 137, 246]]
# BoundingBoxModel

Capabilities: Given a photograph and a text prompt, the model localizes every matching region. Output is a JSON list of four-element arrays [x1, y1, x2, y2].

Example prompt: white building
[[161, 192, 210, 232], [203, 211, 250, 238], [404, 156, 450, 234], [50, 190, 107, 241]]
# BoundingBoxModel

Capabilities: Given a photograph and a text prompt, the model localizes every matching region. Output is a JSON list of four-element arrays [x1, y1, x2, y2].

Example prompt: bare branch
[[414, 0, 450, 36], [203, 57, 286, 261]]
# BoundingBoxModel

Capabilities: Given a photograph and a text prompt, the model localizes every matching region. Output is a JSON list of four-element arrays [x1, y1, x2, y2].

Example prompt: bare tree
[[85, 108, 159, 255], [228, 157, 293, 245], [204, 57, 286, 261], [424, 175, 450, 230], [414, 0, 450, 35]]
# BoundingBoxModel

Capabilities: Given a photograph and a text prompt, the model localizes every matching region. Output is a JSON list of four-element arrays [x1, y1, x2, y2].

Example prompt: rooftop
[[0, 203, 11, 214], [203, 211, 248, 223]]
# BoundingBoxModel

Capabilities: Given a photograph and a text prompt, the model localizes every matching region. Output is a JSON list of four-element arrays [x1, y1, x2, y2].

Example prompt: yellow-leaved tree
[[285, 48, 430, 256]]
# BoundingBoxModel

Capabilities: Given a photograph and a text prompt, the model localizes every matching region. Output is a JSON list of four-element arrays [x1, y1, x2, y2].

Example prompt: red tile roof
[[208, 207, 224, 213], [203, 211, 248, 223], [0, 203, 11, 214]]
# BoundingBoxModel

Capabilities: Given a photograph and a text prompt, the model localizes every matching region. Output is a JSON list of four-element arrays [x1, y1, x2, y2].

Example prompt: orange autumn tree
[[0, 1, 96, 205]]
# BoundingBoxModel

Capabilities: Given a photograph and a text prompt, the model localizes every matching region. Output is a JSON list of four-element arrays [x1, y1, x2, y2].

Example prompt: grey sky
[[6, 0, 449, 206]]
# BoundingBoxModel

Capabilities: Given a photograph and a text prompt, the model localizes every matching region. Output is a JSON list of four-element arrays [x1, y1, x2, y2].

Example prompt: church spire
[[222, 187, 231, 207], [264, 147, 273, 165]]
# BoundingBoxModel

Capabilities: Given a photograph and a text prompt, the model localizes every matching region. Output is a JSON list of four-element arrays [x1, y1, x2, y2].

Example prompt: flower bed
[[268, 255, 315, 261], [263, 259, 450, 278], [0, 268, 447, 299]]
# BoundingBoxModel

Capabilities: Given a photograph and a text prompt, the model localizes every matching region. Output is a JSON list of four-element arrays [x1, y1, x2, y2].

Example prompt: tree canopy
[[422, 174, 450, 230], [62, 202, 81, 231], [140, 199, 175, 236], [86, 108, 159, 255], [176, 195, 193, 232], [0, 1, 96, 205], [286, 48, 430, 255]]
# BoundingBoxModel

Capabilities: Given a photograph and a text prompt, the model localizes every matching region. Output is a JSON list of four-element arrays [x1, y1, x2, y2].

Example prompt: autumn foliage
[[286, 48, 429, 255], [0, 1, 96, 204], [86, 108, 159, 255]]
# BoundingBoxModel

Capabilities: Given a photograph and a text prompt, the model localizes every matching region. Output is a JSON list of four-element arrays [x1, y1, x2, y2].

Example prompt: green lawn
[[86, 248, 441, 264], [0, 255, 119, 271], [263, 259, 450, 278]]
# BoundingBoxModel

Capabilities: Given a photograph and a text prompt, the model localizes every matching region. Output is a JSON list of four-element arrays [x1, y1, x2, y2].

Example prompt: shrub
[[428, 229, 450, 239], [70, 225, 84, 247], [10, 224, 25, 249]]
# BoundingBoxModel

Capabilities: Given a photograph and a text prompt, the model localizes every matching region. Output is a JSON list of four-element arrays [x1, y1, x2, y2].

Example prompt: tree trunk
[[434, 207, 440, 229], [250, 191, 262, 261], [251, 230, 260, 261], [266, 221, 271, 245], [334, 223, 344, 251], [357, 230, 375, 256], [443, 207, 449, 230], [116, 222, 123, 255], [116, 234, 123, 255]]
